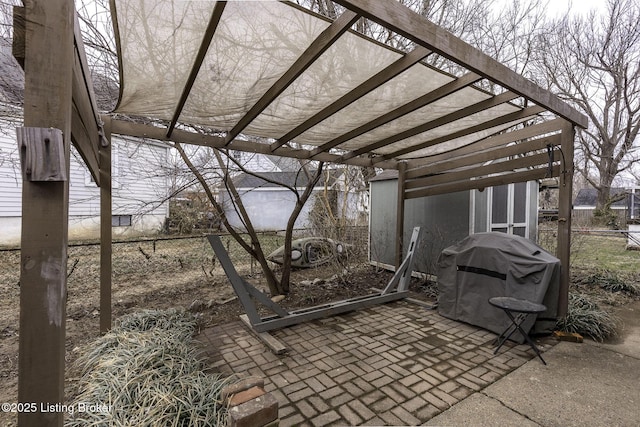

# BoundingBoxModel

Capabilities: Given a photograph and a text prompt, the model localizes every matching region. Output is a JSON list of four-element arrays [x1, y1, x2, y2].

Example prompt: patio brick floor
[[198, 300, 544, 426]]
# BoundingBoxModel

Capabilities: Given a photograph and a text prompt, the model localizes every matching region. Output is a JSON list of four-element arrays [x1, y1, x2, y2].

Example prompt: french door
[[490, 182, 529, 238]]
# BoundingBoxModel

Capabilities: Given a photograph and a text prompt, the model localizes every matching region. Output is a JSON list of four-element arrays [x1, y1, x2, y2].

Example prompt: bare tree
[[533, 0, 640, 210], [174, 140, 324, 295]]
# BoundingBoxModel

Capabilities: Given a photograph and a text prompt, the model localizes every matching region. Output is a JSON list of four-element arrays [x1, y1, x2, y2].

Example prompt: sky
[[545, 0, 607, 16], [490, 0, 608, 17]]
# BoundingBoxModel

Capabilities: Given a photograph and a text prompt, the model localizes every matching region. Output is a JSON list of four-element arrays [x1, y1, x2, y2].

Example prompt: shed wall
[[369, 178, 470, 275], [219, 188, 317, 232]]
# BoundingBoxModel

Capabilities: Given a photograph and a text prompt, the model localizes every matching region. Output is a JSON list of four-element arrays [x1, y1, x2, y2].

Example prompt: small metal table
[[489, 296, 547, 365]]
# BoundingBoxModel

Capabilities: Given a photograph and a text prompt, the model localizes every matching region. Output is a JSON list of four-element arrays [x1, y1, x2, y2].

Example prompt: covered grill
[[437, 233, 560, 342]]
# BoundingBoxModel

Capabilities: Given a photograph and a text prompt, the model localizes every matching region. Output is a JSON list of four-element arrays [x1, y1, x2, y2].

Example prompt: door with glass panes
[[490, 182, 528, 238]]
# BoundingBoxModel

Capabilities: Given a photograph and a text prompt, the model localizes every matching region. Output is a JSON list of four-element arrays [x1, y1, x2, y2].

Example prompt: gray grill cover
[[437, 232, 560, 342]]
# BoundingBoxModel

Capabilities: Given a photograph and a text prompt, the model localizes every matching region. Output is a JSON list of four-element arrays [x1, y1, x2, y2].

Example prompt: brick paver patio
[[199, 300, 543, 426]]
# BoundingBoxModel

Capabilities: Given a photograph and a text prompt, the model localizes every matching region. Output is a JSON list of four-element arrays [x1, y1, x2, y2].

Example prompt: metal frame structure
[[207, 227, 422, 333]]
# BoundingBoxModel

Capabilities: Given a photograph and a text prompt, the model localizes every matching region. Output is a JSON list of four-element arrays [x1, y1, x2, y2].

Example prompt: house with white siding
[[0, 38, 170, 246], [0, 127, 171, 246]]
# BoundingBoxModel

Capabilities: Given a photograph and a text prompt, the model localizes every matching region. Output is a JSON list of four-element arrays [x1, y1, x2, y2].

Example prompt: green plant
[[555, 293, 620, 341], [592, 207, 620, 228]]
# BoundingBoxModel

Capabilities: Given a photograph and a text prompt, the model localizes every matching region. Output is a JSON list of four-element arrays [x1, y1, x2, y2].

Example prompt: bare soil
[[0, 236, 428, 426]]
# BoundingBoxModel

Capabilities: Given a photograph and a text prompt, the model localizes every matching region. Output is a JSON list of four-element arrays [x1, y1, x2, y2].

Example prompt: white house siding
[[0, 126, 170, 246], [220, 188, 318, 232]]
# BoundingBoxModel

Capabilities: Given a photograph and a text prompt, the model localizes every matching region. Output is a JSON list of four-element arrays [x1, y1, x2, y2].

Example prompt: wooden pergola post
[[395, 161, 407, 268], [17, 0, 74, 425], [557, 121, 575, 317], [100, 116, 112, 334]]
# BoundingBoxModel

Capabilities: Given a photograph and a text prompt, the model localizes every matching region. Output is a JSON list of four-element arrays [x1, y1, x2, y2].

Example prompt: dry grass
[[66, 308, 233, 427]]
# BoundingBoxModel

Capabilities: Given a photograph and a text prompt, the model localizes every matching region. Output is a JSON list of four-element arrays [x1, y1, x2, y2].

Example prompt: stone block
[[228, 386, 266, 406], [228, 393, 278, 427]]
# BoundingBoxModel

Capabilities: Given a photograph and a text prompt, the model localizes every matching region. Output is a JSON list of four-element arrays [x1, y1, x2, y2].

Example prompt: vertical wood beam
[[100, 116, 112, 334], [18, 1, 74, 425], [395, 162, 407, 269], [556, 121, 575, 318]]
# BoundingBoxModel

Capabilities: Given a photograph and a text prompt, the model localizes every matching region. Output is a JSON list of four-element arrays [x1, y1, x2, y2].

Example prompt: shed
[[219, 169, 364, 232], [369, 170, 539, 275]]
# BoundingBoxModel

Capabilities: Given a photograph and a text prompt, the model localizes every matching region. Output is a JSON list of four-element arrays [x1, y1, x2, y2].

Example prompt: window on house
[[112, 215, 132, 227]]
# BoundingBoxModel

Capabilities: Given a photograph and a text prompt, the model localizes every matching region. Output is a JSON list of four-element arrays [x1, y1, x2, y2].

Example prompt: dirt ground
[[0, 235, 637, 426], [0, 236, 429, 425]]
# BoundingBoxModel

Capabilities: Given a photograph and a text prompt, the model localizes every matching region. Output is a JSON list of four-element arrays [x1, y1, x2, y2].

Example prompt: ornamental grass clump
[[583, 270, 640, 296], [556, 293, 620, 342], [66, 308, 232, 427]]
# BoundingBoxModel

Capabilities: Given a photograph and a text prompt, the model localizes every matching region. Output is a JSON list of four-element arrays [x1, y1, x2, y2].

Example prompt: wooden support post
[[100, 116, 112, 334], [395, 162, 407, 269], [557, 121, 575, 318], [18, 1, 74, 425]]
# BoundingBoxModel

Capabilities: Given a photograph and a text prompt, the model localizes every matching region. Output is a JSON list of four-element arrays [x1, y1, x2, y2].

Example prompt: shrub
[[66, 308, 232, 426], [581, 270, 640, 296], [556, 293, 620, 341]]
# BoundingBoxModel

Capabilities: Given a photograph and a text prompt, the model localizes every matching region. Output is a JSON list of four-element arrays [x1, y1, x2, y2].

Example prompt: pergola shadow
[[199, 300, 543, 426]]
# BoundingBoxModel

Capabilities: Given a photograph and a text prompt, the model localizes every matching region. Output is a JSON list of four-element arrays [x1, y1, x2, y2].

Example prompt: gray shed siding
[[370, 177, 538, 276], [369, 178, 470, 275]]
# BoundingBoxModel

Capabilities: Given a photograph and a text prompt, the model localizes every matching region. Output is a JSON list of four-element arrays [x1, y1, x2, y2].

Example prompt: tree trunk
[[280, 163, 325, 293]]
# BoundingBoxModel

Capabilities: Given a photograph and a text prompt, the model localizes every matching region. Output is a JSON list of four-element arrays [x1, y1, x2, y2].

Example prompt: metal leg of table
[[494, 310, 547, 365]]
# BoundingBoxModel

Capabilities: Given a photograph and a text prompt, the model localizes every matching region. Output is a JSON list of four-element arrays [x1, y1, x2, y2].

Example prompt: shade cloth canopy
[[109, 0, 587, 194]]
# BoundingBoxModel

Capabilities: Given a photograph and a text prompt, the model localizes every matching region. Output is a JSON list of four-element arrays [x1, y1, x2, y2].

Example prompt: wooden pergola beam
[[407, 133, 562, 179], [226, 9, 360, 145], [406, 150, 558, 190], [275, 45, 431, 153], [395, 161, 407, 268], [100, 116, 112, 334], [71, 11, 101, 183], [406, 118, 566, 170], [108, 118, 399, 170], [167, 1, 227, 138], [331, 71, 481, 161], [333, 0, 588, 128], [405, 165, 560, 199], [345, 91, 519, 160], [18, 0, 74, 425], [375, 105, 545, 162], [557, 121, 575, 317], [13, 6, 102, 183]]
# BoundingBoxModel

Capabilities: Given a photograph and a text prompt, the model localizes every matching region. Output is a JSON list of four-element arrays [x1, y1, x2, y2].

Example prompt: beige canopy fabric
[[109, 0, 587, 195]]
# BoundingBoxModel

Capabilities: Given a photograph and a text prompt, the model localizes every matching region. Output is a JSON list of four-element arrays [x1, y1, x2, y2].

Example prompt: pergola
[[14, 0, 586, 425]]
